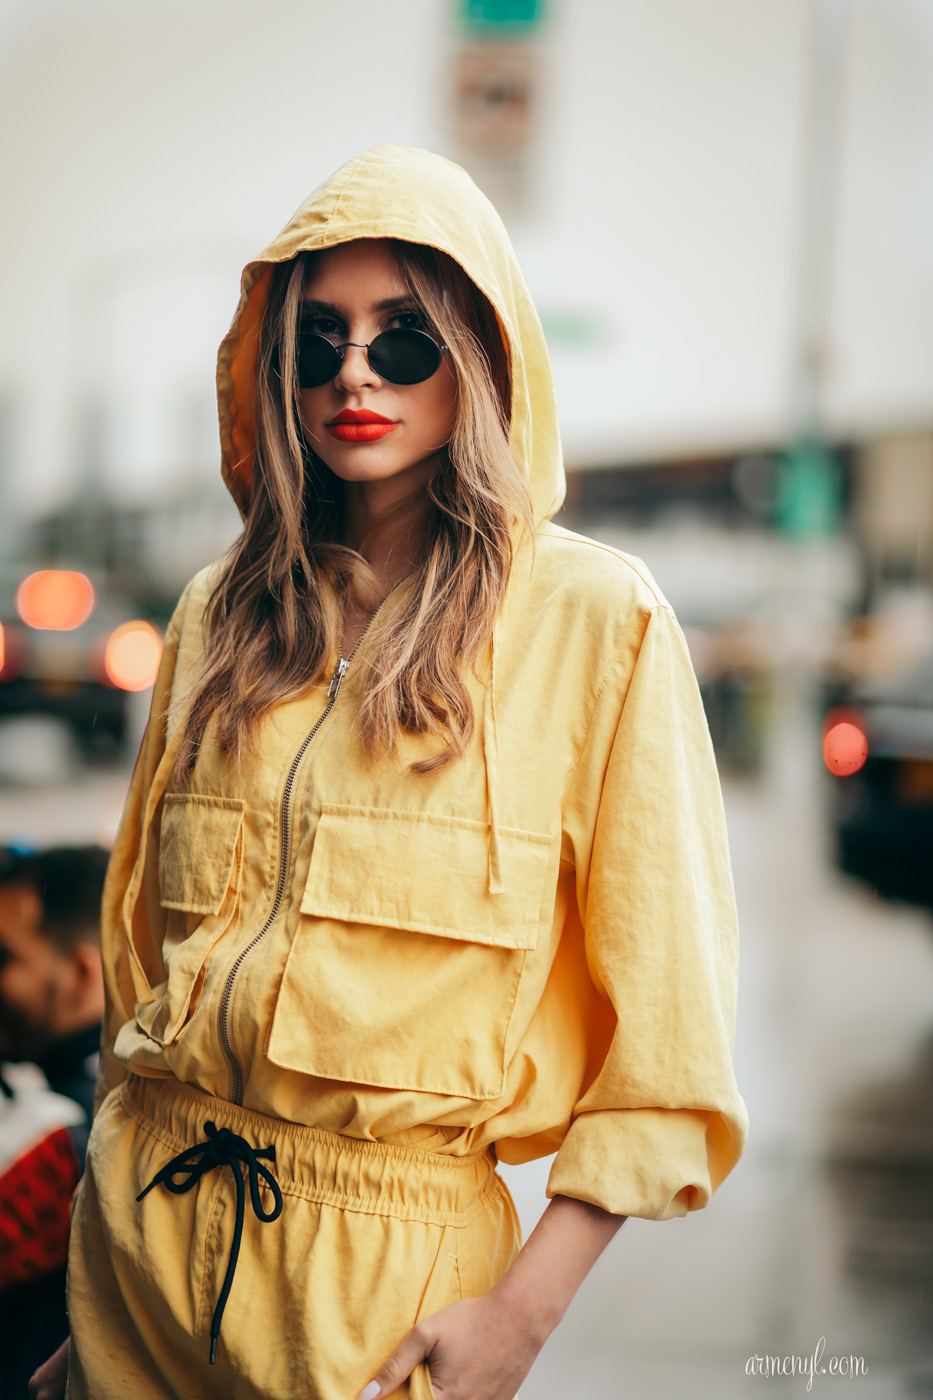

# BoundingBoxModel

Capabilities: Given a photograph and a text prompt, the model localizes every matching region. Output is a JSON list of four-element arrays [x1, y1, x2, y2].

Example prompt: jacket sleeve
[[92, 582, 194, 1118], [547, 600, 748, 1219]]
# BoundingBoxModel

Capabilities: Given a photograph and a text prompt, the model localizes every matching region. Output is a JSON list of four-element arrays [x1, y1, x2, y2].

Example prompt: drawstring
[[136, 1121, 283, 1364], [483, 628, 504, 895]]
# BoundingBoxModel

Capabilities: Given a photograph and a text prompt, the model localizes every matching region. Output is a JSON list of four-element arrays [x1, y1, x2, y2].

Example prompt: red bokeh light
[[16, 570, 96, 630], [823, 720, 868, 777], [0, 624, 26, 680], [104, 621, 163, 691]]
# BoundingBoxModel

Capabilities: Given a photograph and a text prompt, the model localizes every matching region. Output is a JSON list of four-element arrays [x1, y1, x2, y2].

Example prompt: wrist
[[483, 1193, 627, 1346], [487, 1263, 569, 1346]]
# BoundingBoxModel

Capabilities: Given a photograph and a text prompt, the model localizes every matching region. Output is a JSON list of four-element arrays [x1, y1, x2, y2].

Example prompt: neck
[[342, 459, 437, 593]]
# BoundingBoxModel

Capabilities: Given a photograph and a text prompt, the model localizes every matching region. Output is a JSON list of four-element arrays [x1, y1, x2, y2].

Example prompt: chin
[[320, 457, 408, 484], [314, 448, 443, 486]]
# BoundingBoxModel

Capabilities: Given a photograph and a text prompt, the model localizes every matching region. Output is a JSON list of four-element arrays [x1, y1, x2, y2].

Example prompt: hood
[[216, 144, 566, 526]]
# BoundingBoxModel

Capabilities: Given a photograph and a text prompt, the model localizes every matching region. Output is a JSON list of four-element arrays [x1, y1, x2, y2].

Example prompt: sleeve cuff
[[545, 1104, 748, 1219]]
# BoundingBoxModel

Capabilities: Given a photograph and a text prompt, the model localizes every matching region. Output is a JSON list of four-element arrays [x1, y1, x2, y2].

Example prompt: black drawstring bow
[[136, 1120, 284, 1364]]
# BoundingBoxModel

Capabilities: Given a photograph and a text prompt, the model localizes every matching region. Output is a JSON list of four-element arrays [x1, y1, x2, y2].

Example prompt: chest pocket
[[266, 803, 553, 1100], [134, 792, 246, 1046]]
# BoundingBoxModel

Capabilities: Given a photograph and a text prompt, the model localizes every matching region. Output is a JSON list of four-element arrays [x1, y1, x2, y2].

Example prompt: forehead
[[303, 239, 408, 303]]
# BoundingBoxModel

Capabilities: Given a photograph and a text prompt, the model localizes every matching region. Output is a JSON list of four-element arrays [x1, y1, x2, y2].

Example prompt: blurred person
[[35, 147, 747, 1400], [0, 845, 108, 1396]]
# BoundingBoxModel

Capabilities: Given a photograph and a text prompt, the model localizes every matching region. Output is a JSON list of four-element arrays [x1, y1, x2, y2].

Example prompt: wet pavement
[[2, 685, 932, 1398]]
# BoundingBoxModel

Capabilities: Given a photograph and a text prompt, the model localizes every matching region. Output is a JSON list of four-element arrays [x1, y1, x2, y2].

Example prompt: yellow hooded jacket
[[96, 145, 748, 1222]]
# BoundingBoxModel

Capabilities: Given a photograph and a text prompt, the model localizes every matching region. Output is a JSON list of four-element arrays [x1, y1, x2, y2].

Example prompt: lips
[[326, 408, 399, 442]]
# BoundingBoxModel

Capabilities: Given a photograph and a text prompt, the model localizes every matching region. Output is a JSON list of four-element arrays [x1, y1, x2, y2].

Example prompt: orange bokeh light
[[104, 621, 163, 691], [16, 570, 96, 630], [0, 622, 4, 674], [823, 720, 869, 777]]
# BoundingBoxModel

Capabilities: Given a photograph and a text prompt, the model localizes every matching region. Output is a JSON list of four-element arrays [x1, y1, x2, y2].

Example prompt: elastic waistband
[[119, 1075, 497, 1227]]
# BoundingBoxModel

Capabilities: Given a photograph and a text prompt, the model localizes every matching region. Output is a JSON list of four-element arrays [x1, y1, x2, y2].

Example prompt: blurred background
[[1, 0, 932, 1393]]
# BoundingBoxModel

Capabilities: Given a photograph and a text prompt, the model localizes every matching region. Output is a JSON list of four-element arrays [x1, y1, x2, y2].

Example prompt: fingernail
[[358, 1383, 382, 1400]]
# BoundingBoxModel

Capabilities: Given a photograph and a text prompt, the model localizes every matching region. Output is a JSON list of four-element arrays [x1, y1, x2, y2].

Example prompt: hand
[[29, 1335, 70, 1400], [355, 1290, 548, 1400]]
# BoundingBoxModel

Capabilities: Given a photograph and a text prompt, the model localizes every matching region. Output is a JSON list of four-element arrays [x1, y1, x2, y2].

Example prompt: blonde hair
[[174, 239, 533, 781]]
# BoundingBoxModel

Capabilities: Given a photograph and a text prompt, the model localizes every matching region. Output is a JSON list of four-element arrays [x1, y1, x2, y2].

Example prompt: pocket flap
[[300, 803, 552, 950], [158, 793, 246, 915]]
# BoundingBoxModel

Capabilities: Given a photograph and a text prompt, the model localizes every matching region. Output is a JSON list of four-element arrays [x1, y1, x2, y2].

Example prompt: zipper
[[217, 584, 403, 1105]]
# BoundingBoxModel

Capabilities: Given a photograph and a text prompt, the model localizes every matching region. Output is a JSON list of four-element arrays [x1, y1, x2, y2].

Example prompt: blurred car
[[0, 564, 163, 760], [825, 652, 933, 912]]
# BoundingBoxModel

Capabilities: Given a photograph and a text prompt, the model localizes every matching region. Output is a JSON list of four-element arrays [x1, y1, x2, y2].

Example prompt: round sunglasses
[[273, 319, 448, 389]]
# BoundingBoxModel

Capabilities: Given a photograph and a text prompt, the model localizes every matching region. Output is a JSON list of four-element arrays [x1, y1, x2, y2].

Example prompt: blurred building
[[0, 0, 931, 774], [0, 0, 929, 514]]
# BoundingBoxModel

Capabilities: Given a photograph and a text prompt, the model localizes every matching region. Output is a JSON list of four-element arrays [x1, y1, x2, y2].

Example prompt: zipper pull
[[326, 657, 349, 701]]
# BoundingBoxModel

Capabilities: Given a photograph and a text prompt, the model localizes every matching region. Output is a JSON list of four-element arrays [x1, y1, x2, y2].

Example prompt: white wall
[[824, 0, 933, 435]]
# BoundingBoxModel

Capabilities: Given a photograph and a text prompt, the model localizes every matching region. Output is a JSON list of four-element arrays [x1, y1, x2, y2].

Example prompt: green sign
[[777, 439, 843, 539], [538, 311, 611, 347], [460, 0, 546, 32]]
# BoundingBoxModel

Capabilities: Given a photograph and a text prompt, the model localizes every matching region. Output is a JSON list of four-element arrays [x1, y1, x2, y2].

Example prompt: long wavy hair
[[173, 239, 534, 780]]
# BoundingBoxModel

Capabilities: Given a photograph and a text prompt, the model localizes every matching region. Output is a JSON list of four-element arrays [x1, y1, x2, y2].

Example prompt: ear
[[66, 941, 105, 1016]]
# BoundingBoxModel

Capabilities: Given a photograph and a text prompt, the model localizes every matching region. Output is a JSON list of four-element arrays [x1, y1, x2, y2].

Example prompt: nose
[[333, 342, 381, 393]]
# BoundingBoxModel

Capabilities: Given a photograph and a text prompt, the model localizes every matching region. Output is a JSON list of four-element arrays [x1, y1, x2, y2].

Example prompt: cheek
[[298, 389, 328, 435], [420, 370, 458, 440], [0, 962, 39, 1008]]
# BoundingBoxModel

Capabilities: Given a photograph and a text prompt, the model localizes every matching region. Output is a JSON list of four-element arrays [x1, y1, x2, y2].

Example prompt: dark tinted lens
[[368, 329, 441, 385], [296, 330, 341, 388]]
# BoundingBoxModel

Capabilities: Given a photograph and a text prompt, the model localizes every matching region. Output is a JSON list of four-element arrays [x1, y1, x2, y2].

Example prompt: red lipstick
[[326, 408, 399, 442]]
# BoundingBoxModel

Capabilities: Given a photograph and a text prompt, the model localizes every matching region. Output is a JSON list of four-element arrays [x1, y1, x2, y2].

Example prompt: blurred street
[[3, 677, 933, 1396], [2, 1, 933, 1393]]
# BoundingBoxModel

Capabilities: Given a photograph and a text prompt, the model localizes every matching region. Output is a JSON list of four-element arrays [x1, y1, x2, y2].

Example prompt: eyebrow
[[300, 296, 419, 315]]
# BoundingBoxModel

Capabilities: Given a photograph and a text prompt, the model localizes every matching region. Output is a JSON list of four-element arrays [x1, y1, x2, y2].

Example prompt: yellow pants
[[66, 1075, 522, 1399]]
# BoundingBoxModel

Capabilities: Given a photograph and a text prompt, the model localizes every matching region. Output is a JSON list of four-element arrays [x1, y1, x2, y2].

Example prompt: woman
[[36, 145, 747, 1400]]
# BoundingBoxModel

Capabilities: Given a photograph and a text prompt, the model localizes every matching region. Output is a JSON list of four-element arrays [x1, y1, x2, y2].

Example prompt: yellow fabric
[[76, 142, 748, 1392], [99, 540, 746, 1207], [67, 1075, 519, 1399], [93, 143, 747, 1215]]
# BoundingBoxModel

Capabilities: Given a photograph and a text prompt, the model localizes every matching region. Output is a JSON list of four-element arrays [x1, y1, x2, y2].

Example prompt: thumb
[[356, 1322, 435, 1400]]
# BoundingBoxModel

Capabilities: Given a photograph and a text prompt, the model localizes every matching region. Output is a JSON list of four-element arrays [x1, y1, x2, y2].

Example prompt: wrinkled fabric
[[90, 145, 747, 1230], [67, 1075, 519, 1399]]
